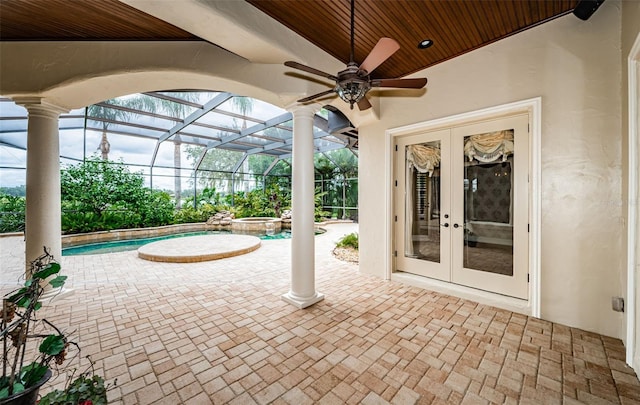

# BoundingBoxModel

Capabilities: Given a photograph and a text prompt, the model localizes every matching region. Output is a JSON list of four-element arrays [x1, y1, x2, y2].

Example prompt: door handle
[[441, 223, 449, 228], [453, 223, 460, 228]]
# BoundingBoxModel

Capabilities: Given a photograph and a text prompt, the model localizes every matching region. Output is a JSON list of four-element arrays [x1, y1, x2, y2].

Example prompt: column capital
[[286, 102, 322, 117], [13, 97, 68, 118]]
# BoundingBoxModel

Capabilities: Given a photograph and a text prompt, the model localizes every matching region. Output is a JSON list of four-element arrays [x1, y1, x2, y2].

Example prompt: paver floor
[[1, 223, 639, 404]]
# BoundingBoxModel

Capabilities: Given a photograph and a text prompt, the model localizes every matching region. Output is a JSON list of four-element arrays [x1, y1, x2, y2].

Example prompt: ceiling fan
[[284, 0, 428, 111]]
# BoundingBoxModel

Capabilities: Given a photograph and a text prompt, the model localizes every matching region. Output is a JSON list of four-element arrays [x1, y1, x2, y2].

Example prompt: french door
[[394, 114, 529, 299]]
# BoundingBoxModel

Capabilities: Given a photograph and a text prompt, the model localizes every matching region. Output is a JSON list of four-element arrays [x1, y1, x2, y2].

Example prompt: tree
[[61, 157, 146, 216], [314, 149, 358, 219], [0, 185, 26, 197], [88, 95, 160, 160], [247, 154, 276, 189], [89, 92, 201, 206], [185, 143, 244, 194], [147, 92, 202, 208], [60, 158, 174, 233], [230, 96, 255, 192], [0, 193, 25, 232], [231, 96, 254, 130]]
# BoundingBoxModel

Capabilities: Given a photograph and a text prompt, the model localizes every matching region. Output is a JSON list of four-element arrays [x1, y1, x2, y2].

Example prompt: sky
[[0, 92, 348, 191], [0, 94, 287, 190]]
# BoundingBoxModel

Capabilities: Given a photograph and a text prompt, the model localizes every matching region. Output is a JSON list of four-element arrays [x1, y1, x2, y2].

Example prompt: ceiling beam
[[0, 140, 25, 150], [246, 126, 336, 156], [143, 92, 203, 108], [93, 102, 181, 122], [158, 92, 232, 142], [193, 148, 208, 172], [246, 139, 290, 155], [263, 158, 281, 176], [205, 112, 292, 150], [231, 153, 248, 174]]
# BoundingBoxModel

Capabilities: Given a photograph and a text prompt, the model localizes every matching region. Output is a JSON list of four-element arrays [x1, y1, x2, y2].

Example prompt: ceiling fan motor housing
[[336, 63, 371, 108], [282, 0, 426, 111]]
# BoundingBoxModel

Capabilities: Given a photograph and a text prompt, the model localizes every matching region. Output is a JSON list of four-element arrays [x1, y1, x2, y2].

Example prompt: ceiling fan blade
[[298, 89, 336, 103], [357, 96, 372, 111], [285, 61, 338, 81], [359, 38, 400, 74], [371, 77, 428, 89]]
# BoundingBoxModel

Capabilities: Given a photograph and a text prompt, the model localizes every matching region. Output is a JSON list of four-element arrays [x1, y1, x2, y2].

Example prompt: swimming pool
[[62, 230, 293, 256]]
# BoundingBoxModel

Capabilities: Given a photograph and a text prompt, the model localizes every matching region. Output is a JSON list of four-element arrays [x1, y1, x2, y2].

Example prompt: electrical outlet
[[612, 297, 624, 312]]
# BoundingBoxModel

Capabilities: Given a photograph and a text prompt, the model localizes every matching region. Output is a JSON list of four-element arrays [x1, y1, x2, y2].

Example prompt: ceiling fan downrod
[[282, 0, 427, 111]]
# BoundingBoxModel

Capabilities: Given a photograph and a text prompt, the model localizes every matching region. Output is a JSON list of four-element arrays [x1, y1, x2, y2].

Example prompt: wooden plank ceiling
[[0, 0, 580, 79], [0, 0, 199, 41], [247, 0, 580, 79]]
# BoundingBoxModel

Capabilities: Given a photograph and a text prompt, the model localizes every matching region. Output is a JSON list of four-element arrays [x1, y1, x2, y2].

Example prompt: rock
[[333, 247, 358, 263]]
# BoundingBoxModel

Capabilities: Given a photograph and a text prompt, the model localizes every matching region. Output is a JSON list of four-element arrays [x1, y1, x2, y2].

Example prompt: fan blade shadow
[[285, 61, 338, 82], [298, 89, 337, 103]]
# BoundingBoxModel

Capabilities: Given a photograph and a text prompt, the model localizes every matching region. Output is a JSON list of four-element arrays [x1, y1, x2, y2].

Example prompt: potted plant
[[0, 247, 109, 405]]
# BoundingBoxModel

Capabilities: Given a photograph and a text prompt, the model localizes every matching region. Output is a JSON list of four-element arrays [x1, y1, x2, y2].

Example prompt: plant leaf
[[7, 287, 27, 303], [11, 382, 25, 394], [20, 362, 46, 387], [0, 382, 26, 399], [16, 296, 30, 308], [0, 376, 9, 391], [34, 301, 42, 311], [39, 334, 65, 355], [49, 275, 67, 288], [33, 262, 61, 280]]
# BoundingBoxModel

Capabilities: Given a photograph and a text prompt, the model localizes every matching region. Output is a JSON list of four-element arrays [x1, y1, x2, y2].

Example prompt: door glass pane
[[405, 141, 441, 262], [463, 130, 514, 276]]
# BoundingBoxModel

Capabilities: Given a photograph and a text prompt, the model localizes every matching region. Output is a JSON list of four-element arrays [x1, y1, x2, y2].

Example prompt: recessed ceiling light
[[418, 39, 433, 49]]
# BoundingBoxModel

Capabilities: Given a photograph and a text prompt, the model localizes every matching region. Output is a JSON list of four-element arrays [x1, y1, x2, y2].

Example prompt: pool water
[[62, 230, 292, 256]]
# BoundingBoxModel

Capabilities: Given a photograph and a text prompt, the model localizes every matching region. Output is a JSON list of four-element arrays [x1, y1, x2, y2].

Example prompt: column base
[[282, 291, 325, 309]]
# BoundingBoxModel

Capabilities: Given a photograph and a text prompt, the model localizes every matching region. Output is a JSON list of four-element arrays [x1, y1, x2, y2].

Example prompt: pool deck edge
[[137, 234, 262, 263]]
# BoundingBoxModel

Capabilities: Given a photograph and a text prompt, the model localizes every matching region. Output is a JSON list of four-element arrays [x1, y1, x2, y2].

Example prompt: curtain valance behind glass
[[464, 130, 514, 163]]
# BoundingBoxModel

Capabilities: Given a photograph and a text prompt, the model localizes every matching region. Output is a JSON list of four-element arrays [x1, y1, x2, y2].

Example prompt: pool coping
[[1, 220, 353, 248], [137, 234, 262, 263]]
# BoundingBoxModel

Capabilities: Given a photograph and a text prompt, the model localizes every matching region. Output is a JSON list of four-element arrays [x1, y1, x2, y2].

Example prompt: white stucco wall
[[0, 41, 322, 110], [621, 0, 640, 372], [359, 1, 624, 338]]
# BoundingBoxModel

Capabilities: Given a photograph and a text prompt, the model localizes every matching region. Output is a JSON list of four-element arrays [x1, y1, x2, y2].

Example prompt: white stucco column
[[15, 98, 67, 278], [282, 103, 324, 309]]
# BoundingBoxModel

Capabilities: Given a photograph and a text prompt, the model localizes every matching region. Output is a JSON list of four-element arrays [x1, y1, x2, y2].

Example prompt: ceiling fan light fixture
[[418, 39, 433, 49], [283, 0, 426, 111], [336, 80, 371, 109]]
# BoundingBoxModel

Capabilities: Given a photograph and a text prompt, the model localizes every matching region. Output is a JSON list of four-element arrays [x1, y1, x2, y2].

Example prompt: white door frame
[[384, 97, 541, 317], [627, 33, 640, 371]]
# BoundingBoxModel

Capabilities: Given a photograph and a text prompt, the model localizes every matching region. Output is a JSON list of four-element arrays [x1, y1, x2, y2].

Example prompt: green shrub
[[173, 203, 228, 224], [232, 185, 291, 218], [60, 159, 175, 233], [336, 232, 358, 250], [314, 189, 331, 221], [0, 193, 25, 233], [138, 190, 174, 227]]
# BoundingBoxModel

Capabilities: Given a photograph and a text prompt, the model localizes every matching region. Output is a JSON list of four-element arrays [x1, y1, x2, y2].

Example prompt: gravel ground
[[332, 246, 359, 263]]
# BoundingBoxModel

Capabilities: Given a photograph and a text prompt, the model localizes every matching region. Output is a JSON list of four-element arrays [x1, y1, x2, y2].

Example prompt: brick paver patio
[[1, 223, 639, 404]]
